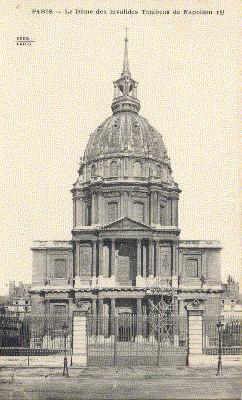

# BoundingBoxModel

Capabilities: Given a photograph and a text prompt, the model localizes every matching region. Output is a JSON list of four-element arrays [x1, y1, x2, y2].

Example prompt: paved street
[[0, 366, 240, 400]]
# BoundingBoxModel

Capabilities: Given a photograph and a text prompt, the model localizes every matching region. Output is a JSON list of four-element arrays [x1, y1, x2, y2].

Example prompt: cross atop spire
[[123, 26, 130, 75]]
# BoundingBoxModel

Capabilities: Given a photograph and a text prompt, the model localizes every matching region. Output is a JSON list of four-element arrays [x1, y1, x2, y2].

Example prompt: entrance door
[[118, 313, 135, 342], [116, 241, 137, 286]]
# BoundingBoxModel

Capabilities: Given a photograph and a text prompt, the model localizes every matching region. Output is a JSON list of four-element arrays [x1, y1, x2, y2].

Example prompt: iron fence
[[0, 314, 72, 356], [203, 315, 241, 355], [86, 314, 188, 367]]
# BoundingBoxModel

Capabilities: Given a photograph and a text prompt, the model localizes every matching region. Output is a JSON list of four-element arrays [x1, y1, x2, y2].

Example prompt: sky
[[0, 0, 240, 295]]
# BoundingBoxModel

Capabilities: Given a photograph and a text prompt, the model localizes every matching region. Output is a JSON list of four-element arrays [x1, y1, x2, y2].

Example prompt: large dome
[[84, 112, 168, 163]]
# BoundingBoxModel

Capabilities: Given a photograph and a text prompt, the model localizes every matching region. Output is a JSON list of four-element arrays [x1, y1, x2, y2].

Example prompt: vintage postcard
[[0, 1, 240, 399]]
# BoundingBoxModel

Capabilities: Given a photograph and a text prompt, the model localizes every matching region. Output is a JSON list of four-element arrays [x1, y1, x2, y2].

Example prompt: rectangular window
[[54, 259, 67, 279]]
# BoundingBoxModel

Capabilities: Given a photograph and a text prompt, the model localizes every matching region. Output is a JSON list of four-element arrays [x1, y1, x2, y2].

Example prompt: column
[[75, 242, 80, 283], [150, 192, 155, 224], [103, 243, 109, 278], [172, 242, 178, 288], [153, 192, 158, 224], [75, 197, 83, 227], [137, 240, 142, 276], [111, 298, 116, 336], [178, 250, 183, 285], [98, 240, 103, 277], [98, 194, 103, 225], [72, 311, 88, 366], [92, 240, 97, 278], [98, 299, 104, 338], [92, 299, 97, 337], [148, 240, 154, 278], [155, 240, 160, 279], [171, 198, 178, 226], [185, 302, 204, 366], [166, 199, 171, 225], [142, 243, 147, 277], [92, 193, 98, 225], [201, 250, 207, 277], [136, 298, 142, 340], [111, 240, 116, 279]]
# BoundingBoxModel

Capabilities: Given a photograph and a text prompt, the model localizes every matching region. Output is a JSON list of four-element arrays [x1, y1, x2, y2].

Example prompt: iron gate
[[87, 314, 187, 366]]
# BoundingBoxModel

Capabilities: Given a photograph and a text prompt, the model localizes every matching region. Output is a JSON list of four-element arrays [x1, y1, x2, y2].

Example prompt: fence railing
[[203, 315, 241, 355], [0, 314, 72, 356], [86, 314, 188, 366]]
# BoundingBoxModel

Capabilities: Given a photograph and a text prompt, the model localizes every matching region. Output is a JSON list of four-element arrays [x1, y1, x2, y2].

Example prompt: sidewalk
[[0, 366, 240, 399]]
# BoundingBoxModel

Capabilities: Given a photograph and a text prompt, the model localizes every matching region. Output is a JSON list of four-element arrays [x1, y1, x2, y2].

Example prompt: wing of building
[[30, 36, 223, 319]]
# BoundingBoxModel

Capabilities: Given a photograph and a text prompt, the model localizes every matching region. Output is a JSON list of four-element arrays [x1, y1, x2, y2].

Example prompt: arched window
[[133, 161, 142, 177], [108, 202, 118, 221], [133, 202, 144, 222], [110, 161, 118, 177]]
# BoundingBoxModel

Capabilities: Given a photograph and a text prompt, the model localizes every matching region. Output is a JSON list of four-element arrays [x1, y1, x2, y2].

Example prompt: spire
[[123, 27, 130, 75], [111, 31, 140, 114]]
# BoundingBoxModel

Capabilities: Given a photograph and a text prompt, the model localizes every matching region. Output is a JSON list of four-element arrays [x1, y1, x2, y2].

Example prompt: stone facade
[[30, 37, 223, 319]]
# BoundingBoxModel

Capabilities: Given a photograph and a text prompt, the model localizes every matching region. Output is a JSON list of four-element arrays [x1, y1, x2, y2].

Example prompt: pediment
[[101, 217, 152, 231]]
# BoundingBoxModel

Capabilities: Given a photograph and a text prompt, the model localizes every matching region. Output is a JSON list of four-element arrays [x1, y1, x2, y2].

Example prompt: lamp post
[[216, 319, 224, 376], [62, 322, 69, 377]]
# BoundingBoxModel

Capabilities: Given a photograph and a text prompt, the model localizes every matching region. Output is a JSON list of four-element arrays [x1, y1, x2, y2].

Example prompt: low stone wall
[[188, 355, 241, 367], [0, 355, 87, 368]]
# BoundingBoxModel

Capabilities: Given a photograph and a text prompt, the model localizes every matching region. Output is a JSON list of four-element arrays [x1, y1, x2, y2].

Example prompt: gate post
[[72, 311, 88, 366], [185, 300, 204, 366]]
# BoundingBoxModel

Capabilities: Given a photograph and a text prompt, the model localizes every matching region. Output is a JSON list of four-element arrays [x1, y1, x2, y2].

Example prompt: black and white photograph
[[0, 1, 240, 399]]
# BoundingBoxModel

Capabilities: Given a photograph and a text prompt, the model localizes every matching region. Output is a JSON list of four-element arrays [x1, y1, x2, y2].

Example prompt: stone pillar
[[75, 198, 83, 227], [72, 311, 88, 366], [98, 239, 103, 277], [136, 298, 142, 340], [110, 298, 116, 336], [98, 299, 104, 340], [171, 242, 178, 288], [92, 299, 97, 338], [142, 243, 147, 278], [111, 240, 116, 282], [98, 194, 103, 225], [148, 240, 154, 278], [91, 193, 96, 225], [103, 243, 109, 278], [185, 301, 204, 366], [137, 240, 142, 276], [150, 192, 155, 224], [166, 199, 171, 225], [153, 192, 158, 224], [75, 242, 80, 282], [155, 240, 160, 279], [92, 241, 97, 283]]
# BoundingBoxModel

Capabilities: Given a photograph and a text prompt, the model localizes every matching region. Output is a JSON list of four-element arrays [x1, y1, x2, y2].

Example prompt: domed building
[[31, 37, 222, 323]]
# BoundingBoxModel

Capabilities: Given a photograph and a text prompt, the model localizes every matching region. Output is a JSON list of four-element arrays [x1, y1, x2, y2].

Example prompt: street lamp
[[216, 319, 224, 376], [62, 322, 69, 377]]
